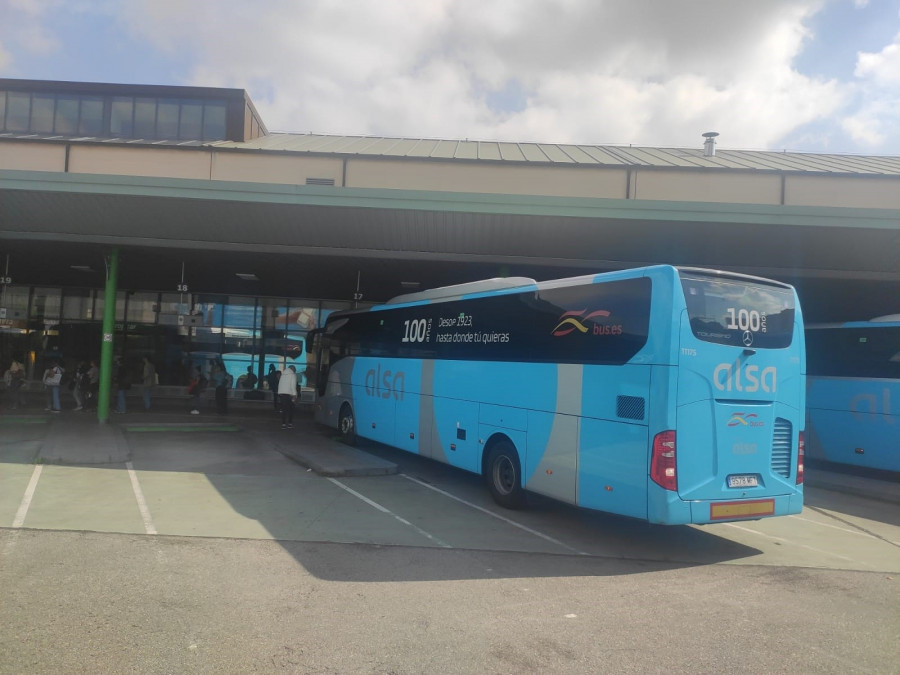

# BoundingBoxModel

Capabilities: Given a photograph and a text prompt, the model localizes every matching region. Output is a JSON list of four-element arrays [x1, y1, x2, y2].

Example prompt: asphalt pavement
[[2, 392, 897, 504]]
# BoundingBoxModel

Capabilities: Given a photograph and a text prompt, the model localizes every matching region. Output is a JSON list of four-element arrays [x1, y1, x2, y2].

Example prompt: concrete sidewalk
[[805, 464, 900, 505], [4, 398, 896, 501], [4, 398, 397, 477]]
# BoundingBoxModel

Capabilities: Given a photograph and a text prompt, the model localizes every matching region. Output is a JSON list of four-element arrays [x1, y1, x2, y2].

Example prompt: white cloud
[[3, 0, 895, 153], [843, 32, 900, 148], [106, 0, 845, 151], [855, 33, 900, 84]]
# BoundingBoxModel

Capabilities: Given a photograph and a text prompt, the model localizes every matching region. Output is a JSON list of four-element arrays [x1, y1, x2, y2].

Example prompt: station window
[[203, 102, 226, 140], [6, 92, 30, 132], [126, 292, 159, 324], [157, 99, 179, 139], [0, 285, 30, 319], [30, 94, 55, 133], [179, 100, 203, 140], [31, 288, 61, 321], [110, 97, 134, 136], [78, 97, 104, 136], [62, 289, 96, 321], [134, 97, 157, 138], [54, 97, 79, 134]]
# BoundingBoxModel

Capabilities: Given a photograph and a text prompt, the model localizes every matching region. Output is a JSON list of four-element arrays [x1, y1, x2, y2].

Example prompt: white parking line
[[327, 478, 451, 548], [12, 465, 43, 528], [724, 522, 875, 569], [401, 474, 589, 556], [788, 514, 879, 538], [126, 461, 157, 535]]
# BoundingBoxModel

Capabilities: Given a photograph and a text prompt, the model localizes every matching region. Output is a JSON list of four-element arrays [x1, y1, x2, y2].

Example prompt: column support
[[97, 248, 118, 423]]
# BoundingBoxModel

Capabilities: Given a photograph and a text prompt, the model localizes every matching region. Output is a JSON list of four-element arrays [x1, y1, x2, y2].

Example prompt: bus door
[[675, 274, 802, 505]]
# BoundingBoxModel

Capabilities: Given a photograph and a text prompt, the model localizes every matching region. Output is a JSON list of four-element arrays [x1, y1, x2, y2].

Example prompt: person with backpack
[[42, 360, 63, 413]]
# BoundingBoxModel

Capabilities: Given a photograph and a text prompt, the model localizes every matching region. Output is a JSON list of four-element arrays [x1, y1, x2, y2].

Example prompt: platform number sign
[[177, 284, 189, 292], [0, 276, 12, 285]]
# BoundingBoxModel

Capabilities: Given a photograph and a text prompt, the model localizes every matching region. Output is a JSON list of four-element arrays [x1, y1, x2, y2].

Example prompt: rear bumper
[[648, 488, 803, 525]]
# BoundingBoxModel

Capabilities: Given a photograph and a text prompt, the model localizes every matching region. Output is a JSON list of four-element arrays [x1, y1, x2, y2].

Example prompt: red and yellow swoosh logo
[[552, 309, 610, 336], [728, 413, 759, 427]]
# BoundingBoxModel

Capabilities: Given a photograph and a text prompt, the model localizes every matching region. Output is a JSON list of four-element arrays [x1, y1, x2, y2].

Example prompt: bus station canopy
[[1, 167, 898, 323]]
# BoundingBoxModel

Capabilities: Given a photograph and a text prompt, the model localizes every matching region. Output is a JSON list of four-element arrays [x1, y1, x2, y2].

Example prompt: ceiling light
[[236, 273, 259, 281]]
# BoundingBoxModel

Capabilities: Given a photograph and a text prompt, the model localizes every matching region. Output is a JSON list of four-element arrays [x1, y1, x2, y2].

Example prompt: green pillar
[[97, 248, 118, 423]]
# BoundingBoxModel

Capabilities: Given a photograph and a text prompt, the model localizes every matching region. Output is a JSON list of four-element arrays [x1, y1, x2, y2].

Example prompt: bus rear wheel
[[485, 440, 525, 509], [338, 403, 357, 446]]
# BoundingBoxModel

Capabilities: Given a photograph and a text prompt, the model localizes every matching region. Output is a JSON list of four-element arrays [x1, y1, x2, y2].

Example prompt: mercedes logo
[[742, 331, 754, 347]]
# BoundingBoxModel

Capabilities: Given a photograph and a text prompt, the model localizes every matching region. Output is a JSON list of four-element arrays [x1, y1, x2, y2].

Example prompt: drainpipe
[[97, 248, 118, 424]]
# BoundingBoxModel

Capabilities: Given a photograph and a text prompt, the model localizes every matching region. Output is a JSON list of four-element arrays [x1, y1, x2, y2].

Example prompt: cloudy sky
[[1, 0, 899, 155]]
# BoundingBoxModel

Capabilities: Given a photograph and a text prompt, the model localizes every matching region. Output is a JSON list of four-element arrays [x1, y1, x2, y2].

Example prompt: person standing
[[141, 356, 156, 411], [211, 360, 228, 415], [114, 359, 130, 414], [187, 366, 207, 415], [266, 364, 280, 412], [85, 360, 99, 411], [7, 357, 26, 409], [42, 360, 63, 413], [277, 364, 298, 429], [72, 361, 89, 411]]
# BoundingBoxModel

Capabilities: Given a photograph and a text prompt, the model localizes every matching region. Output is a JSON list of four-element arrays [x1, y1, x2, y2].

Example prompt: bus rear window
[[680, 274, 795, 349]]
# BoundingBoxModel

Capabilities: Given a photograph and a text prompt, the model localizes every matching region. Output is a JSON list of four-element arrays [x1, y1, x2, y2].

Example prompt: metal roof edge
[[2, 169, 899, 231]]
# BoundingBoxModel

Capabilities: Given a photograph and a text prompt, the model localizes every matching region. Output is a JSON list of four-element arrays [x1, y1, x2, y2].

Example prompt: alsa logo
[[552, 309, 623, 337], [727, 412, 764, 428], [365, 364, 405, 400], [713, 362, 777, 393]]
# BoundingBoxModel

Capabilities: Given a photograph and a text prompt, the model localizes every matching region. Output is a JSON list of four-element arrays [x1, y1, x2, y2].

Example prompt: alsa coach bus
[[311, 265, 805, 525], [806, 316, 899, 473]]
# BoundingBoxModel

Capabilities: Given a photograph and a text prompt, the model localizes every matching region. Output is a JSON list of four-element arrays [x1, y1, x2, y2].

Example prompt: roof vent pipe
[[702, 131, 719, 157]]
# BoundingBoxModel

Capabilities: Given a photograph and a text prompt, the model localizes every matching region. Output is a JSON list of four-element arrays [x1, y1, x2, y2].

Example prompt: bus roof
[[807, 316, 900, 329], [676, 267, 795, 290], [385, 277, 537, 305], [333, 264, 796, 320]]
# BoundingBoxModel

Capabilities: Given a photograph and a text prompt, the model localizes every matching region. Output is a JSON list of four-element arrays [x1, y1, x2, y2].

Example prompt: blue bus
[[311, 265, 805, 525], [806, 317, 899, 473]]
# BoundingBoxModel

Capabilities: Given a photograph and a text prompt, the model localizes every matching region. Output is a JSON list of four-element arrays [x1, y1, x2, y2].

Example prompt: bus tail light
[[797, 431, 804, 485], [651, 430, 677, 491]]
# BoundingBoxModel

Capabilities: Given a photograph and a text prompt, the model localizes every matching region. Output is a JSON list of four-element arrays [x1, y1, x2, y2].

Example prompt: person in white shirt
[[277, 364, 298, 429]]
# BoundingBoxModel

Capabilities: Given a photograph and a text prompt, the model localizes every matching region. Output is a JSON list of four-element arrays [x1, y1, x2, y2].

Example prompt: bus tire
[[338, 403, 357, 446], [485, 440, 525, 509]]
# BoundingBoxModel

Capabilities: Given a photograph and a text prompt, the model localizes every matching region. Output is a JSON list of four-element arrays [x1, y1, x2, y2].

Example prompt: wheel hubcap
[[341, 414, 353, 435], [493, 456, 515, 495]]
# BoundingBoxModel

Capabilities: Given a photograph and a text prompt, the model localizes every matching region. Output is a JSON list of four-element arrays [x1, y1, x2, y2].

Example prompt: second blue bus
[[806, 317, 899, 473]]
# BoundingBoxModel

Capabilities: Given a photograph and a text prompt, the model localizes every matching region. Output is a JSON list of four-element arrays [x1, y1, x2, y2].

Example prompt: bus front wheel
[[485, 440, 525, 509], [338, 403, 357, 446]]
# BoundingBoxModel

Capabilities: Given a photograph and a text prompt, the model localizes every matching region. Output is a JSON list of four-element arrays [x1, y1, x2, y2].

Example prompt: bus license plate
[[728, 475, 758, 488]]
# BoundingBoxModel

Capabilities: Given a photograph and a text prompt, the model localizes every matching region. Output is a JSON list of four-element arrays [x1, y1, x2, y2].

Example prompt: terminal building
[[1, 77, 898, 391]]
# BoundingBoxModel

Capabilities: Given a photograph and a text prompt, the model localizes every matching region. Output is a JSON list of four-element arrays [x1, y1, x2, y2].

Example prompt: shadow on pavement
[[0, 399, 829, 581]]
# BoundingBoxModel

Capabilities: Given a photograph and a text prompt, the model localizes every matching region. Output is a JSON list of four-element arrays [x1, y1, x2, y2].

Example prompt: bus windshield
[[680, 273, 795, 349]]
